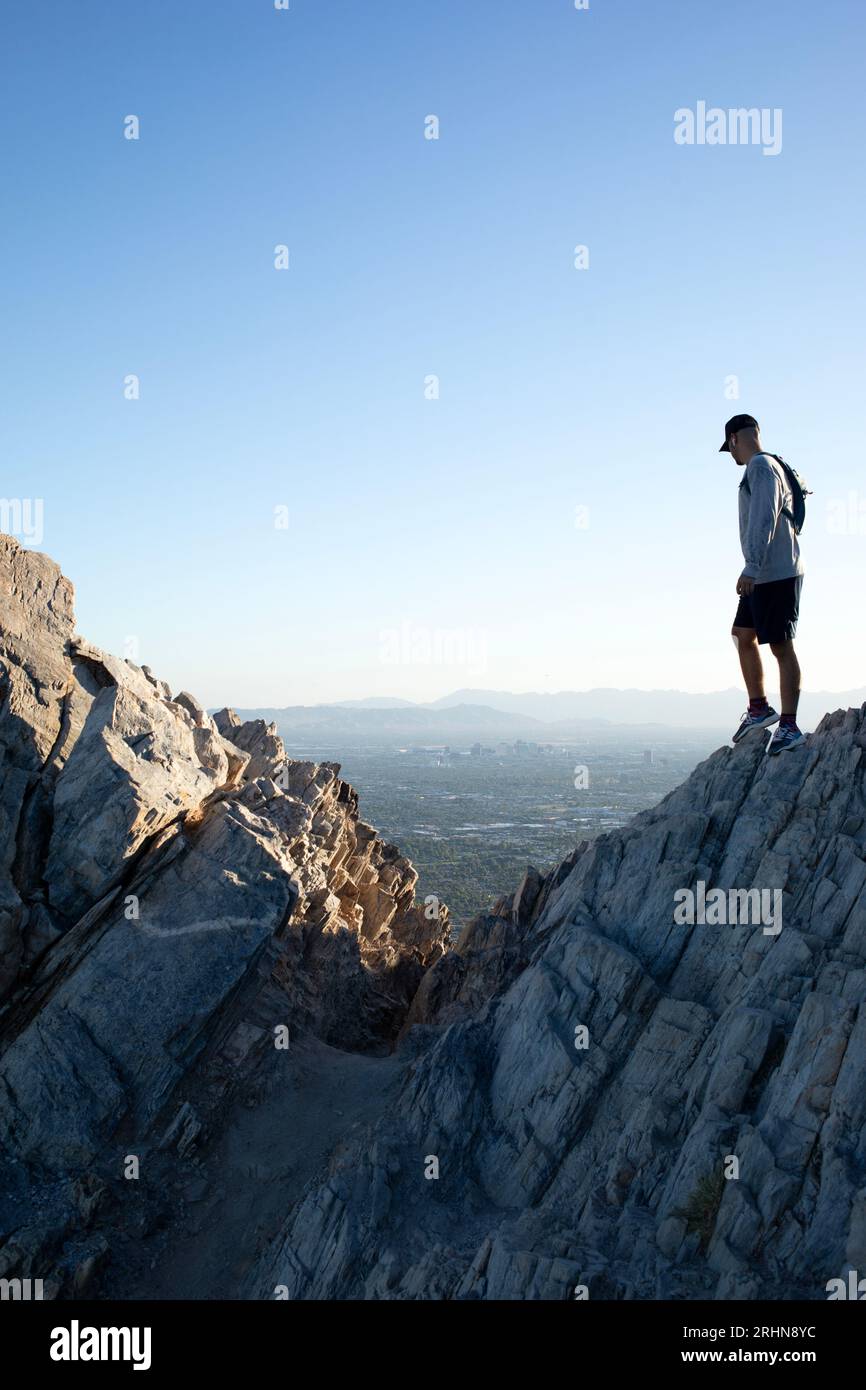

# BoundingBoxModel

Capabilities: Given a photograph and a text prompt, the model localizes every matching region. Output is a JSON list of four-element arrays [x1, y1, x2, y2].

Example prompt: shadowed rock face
[[2, 533, 865, 1302], [251, 705, 866, 1301], [0, 536, 448, 1295]]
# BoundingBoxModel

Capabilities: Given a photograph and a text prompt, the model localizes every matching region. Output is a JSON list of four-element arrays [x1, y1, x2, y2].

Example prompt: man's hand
[[737, 575, 755, 596]]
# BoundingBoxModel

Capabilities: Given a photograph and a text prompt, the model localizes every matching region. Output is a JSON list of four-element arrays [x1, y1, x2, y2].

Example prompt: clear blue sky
[[2, 0, 864, 706]]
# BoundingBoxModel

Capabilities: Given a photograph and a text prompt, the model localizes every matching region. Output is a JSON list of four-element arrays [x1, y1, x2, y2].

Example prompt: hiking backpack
[[740, 453, 812, 534]]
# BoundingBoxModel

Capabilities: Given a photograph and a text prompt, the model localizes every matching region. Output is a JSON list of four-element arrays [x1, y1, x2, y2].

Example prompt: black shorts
[[734, 576, 802, 645]]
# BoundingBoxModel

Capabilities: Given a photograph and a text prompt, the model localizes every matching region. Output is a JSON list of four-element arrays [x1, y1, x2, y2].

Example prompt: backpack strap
[[768, 455, 796, 524], [739, 454, 794, 523]]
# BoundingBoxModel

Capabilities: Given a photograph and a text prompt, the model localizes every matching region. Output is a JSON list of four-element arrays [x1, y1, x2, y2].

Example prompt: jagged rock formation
[[2, 533, 866, 1302], [251, 705, 866, 1301], [0, 536, 448, 1296]]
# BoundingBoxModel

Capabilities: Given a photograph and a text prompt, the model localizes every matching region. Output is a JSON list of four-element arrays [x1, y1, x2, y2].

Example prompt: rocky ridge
[[252, 706, 866, 1300], [0, 535, 447, 1295], [2, 533, 866, 1301]]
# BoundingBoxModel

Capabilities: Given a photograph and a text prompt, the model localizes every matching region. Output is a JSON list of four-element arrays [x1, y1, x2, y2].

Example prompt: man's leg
[[770, 640, 801, 720], [732, 625, 765, 700]]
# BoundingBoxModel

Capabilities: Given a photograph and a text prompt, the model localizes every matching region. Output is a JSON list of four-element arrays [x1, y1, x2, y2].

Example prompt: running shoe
[[732, 706, 780, 743], [766, 724, 806, 756]]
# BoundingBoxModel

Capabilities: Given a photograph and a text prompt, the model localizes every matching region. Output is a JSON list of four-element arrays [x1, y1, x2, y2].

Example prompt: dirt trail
[[127, 1040, 404, 1300]]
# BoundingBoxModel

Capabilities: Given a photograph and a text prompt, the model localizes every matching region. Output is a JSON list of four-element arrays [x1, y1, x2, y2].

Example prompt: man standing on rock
[[722, 413, 806, 754]]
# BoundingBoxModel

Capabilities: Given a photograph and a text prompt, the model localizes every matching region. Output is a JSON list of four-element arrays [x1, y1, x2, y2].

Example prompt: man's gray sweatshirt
[[738, 453, 804, 584]]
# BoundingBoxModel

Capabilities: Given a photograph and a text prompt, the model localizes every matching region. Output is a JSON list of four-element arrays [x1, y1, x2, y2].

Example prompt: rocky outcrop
[[2, 532, 866, 1302], [0, 536, 448, 1296], [249, 707, 866, 1301]]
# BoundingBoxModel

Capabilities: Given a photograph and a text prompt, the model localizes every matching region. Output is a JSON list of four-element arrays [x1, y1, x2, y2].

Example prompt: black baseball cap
[[720, 414, 759, 452]]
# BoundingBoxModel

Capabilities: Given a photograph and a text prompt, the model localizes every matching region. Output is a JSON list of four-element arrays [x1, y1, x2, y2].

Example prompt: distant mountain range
[[227, 685, 866, 744], [429, 687, 866, 727], [231, 702, 550, 744]]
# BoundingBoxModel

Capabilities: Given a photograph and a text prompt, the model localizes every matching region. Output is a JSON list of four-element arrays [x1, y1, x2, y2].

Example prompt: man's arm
[[740, 457, 781, 581]]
